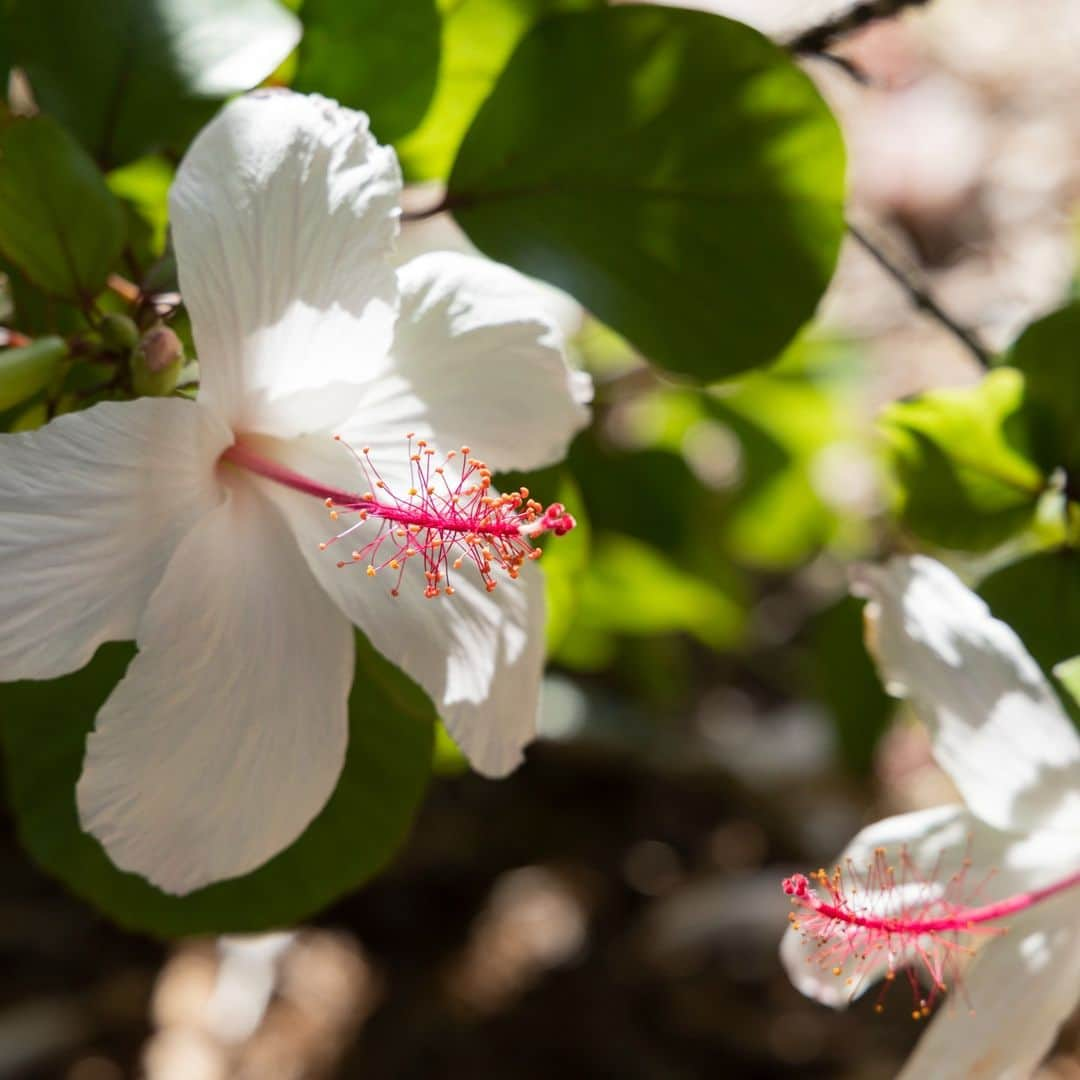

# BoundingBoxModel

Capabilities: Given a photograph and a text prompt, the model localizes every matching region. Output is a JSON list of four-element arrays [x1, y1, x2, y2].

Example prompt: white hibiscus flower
[[781, 556, 1080, 1079], [0, 91, 591, 896]]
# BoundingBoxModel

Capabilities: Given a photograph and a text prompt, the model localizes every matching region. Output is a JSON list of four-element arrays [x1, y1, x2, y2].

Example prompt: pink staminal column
[[222, 435, 576, 599], [782, 849, 1080, 1019]]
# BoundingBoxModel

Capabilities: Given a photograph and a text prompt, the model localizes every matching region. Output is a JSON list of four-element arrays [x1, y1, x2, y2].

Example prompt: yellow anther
[[366, 565, 376, 577]]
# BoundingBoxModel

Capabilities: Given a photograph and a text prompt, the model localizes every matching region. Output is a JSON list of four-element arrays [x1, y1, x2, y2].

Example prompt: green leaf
[[0, 116, 126, 301], [575, 532, 743, 650], [0, 335, 66, 410], [1006, 300, 1080, 473], [3, 0, 300, 167], [1, 634, 433, 936], [295, 0, 441, 144], [448, 7, 845, 380], [881, 368, 1046, 551], [1052, 654, 1080, 713], [978, 550, 1080, 685], [107, 156, 174, 260], [804, 595, 891, 775], [396, 0, 599, 181]]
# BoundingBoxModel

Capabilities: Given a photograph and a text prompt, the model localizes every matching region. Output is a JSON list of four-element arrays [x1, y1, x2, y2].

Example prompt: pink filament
[[222, 436, 576, 598], [783, 850, 1080, 1017]]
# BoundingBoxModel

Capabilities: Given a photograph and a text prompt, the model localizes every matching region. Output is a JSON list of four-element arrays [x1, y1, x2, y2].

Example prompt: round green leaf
[[395, 0, 600, 181], [295, 0, 441, 144], [448, 7, 845, 380], [3, 0, 300, 167], [0, 116, 126, 302], [1, 634, 433, 936], [880, 368, 1046, 552], [0, 335, 66, 411]]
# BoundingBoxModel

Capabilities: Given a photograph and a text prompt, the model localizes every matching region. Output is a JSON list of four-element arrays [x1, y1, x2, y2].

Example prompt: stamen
[[321, 435, 575, 598], [220, 436, 576, 600], [782, 849, 1080, 1018]]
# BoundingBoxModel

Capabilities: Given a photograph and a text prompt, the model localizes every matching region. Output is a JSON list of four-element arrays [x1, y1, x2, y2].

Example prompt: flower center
[[222, 435, 576, 599], [782, 849, 1080, 1018]]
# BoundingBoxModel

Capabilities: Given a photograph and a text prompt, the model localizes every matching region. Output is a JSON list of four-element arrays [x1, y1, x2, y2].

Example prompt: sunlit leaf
[[1, 634, 433, 936], [881, 368, 1046, 551], [3, 0, 300, 167], [0, 116, 126, 302], [449, 7, 845, 379], [396, 0, 599, 180]]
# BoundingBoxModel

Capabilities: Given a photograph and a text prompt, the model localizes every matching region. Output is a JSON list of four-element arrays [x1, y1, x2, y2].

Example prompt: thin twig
[[847, 222, 991, 368], [787, 0, 933, 55]]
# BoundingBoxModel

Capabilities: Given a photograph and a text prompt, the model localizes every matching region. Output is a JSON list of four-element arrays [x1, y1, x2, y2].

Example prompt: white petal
[[780, 805, 1036, 1009], [852, 556, 1080, 833], [76, 478, 354, 895], [170, 90, 401, 439], [345, 251, 591, 473], [898, 895, 1080, 1080], [0, 399, 228, 680], [249, 435, 545, 776]]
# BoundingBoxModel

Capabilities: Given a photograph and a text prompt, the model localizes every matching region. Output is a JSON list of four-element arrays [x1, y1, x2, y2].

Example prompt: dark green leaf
[[1, 634, 433, 936], [1006, 300, 1080, 473], [397, 0, 600, 180], [881, 368, 1046, 551], [804, 595, 891, 775], [448, 7, 845, 380], [0, 335, 66, 410], [0, 116, 126, 301], [978, 550, 1080, 726], [3, 0, 300, 167], [295, 0, 441, 144]]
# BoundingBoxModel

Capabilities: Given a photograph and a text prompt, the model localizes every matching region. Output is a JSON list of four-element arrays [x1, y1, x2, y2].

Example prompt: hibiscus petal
[[0, 399, 228, 681], [249, 436, 545, 776], [169, 90, 401, 439], [341, 251, 591, 473], [852, 556, 1080, 834], [898, 896, 1080, 1080], [76, 478, 354, 895], [780, 805, 1023, 1009]]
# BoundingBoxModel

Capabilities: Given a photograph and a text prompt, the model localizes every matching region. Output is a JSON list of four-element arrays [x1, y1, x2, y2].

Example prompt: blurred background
[[4, 0, 1080, 1077]]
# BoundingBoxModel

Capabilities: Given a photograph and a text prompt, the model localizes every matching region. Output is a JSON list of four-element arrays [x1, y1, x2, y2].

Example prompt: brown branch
[[847, 222, 991, 368], [787, 0, 933, 55]]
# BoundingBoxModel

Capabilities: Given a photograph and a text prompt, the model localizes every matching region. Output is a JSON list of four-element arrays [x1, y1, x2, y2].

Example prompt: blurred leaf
[[978, 550, 1080, 695], [0, 115, 125, 302], [0, 335, 65, 411], [0, 258, 85, 336], [3, 0, 300, 167], [1052, 654, 1080, 713], [1006, 300, 1080, 473], [107, 156, 174, 260], [881, 368, 1046, 551], [1, 634, 433, 936], [710, 347, 858, 569], [295, 0, 441, 144], [396, 0, 599, 180], [805, 595, 891, 775], [575, 532, 743, 650], [449, 7, 845, 380]]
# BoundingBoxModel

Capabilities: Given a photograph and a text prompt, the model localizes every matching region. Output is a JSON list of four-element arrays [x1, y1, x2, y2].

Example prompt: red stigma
[[322, 436, 576, 598]]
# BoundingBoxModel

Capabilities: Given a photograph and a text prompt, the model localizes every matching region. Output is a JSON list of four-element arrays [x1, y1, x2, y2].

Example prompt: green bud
[[98, 312, 140, 352], [0, 335, 67, 411], [131, 324, 184, 397]]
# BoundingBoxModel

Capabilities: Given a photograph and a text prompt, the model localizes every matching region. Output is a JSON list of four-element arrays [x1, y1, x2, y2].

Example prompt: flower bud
[[131, 325, 184, 397], [97, 313, 139, 352]]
